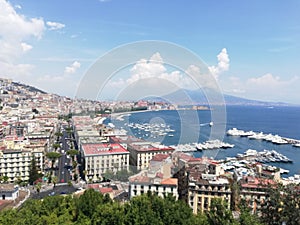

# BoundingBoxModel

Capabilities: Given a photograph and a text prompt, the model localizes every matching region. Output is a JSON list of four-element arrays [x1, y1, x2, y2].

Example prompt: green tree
[[102, 170, 114, 181], [92, 202, 124, 225], [115, 169, 133, 182], [261, 183, 300, 225], [76, 188, 105, 218], [36, 182, 42, 195], [52, 143, 61, 151], [55, 132, 63, 141], [28, 156, 41, 185], [46, 152, 62, 172], [67, 149, 78, 161], [207, 198, 237, 225], [52, 176, 59, 187], [239, 199, 263, 225], [65, 127, 73, 139], [3, 175, 9, 183]]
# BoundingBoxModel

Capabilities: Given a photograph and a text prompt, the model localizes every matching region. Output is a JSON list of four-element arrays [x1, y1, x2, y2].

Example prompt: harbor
[[227, 128, 300, 147]]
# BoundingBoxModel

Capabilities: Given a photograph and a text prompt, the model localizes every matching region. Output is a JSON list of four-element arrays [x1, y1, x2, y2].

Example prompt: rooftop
[[82, 143, 129, 156], [129, 143, 174, 152]]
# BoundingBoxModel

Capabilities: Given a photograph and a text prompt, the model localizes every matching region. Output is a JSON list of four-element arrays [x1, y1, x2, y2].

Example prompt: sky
[[1, 0, 300, 104]]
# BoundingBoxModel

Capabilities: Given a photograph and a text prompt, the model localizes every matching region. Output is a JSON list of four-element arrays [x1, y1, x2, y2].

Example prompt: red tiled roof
[[161, 178, 178, 186], [241, 176, 275, 189], [82, 143, 129, 156], [151, 154, 169, 162], [99, 187, 113, 194]]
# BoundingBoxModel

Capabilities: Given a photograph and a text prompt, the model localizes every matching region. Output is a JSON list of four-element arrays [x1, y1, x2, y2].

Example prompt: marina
[[236, 149, 293, 163], [227, 128, 300, 146]]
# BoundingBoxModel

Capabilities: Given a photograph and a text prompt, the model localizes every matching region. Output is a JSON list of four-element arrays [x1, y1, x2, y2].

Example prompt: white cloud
[[64, 61, 81, 74], [14, 4, 21, 9], [46, 21, 65, 30], [221, 73, 300, 103], [21, 42, 33, 52], [247, 73, 283, 87], [0, 61, 35, 79], [0, 0, 45, 81], [103, 52, 219, 100], [208, 48, 230, 80]]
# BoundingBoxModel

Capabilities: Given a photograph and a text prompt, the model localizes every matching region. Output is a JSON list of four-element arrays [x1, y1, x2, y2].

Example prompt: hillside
[[144, 88, 291, 106]]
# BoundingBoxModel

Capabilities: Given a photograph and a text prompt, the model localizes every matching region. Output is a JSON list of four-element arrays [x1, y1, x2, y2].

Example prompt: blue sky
[[1, 0, 300, 103]]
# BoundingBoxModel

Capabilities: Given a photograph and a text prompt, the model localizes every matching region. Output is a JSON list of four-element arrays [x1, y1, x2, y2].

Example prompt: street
[[55, 125, 72, 183]]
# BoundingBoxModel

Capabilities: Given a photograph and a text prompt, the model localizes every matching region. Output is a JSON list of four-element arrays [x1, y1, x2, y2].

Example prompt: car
[[49, 191, 55, 196]]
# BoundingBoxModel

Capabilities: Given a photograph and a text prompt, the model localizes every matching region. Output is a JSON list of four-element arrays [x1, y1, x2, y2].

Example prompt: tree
[[67, 149, 78, 161], [52, 143, 61, 151], [207, 198, 237, 225], [28, 157, 41, 185], [261, 183, 300, 225], [65, 127, 73, 139], [102, 170, 114, 181], [36, 182, 42, 195], [76, 188, 105, 218], [55, 132, 63, 138], [115, 169, 133, 182], [52, 176, 59, 187], [239, 200, 263, 225], [46, 152, 62, 171], [3, 176, 9, 183]]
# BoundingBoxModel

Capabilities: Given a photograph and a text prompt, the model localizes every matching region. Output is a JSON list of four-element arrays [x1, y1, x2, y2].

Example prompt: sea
[[110, 105, 300, 176]]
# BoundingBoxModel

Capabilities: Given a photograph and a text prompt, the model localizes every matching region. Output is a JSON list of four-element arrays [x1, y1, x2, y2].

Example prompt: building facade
[[81, 143, 129, 181]]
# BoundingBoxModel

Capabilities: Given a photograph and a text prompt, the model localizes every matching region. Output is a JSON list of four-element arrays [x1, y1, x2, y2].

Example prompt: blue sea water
[[112, 106, 300, 176]]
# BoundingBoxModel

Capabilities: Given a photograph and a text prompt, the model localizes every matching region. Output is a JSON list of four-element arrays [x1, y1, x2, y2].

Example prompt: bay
[[112, 106, 300, 176]]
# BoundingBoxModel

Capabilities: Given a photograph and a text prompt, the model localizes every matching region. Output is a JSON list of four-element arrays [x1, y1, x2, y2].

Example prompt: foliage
[[67, 149, 78, 159], [28, 157, 42, 185], [0, 188, 271, 225], [239, 199, 263, 225], [260, 183, 300, 225], [46, 152, 62, 170], [207, 198, 238, 225], [52, 143, 61, 150], [52, 176, 59, 187], [102, 169, 134, 182]]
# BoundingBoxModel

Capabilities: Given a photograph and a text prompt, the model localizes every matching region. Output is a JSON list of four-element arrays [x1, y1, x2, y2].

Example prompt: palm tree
[[52, 176, 59, 188], [52, 143, 61, 151], [46, 152, 62, 174], [66, 149, 78, 161], [54, 132, 63, 142], [36, 182, 42, 195]]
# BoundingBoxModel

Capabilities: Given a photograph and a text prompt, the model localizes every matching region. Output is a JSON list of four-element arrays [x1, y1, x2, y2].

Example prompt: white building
[[0, 149, 44, 183], [81, 143, 130, 181], [0, 184, 19, 200], [129, 176, 178, 199]]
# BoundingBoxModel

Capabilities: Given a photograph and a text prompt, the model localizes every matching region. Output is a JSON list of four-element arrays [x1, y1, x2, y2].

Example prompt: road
[[55, 125, 72, 183], [30, 184, 78, 199]]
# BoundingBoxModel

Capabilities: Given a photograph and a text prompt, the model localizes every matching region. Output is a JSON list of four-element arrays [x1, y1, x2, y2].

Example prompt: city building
[[0, 184, 19, 200], [81, 143, 129, 182], [129, 154, 178, 199], [127, 142, 174, 171], [0, 148, 44, 183]]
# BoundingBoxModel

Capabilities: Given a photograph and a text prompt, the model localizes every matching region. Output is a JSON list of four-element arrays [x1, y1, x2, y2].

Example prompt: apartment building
[[174, 156, 231, 214], [0, 148, 44, 183], [81, 143, 129, 182], [127, 142, 174, 171], [129, 154, 178, 199]]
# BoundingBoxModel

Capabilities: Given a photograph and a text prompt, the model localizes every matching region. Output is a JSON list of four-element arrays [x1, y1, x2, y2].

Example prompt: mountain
[[144, 88, 292, 106]]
